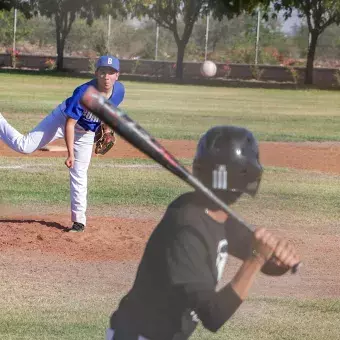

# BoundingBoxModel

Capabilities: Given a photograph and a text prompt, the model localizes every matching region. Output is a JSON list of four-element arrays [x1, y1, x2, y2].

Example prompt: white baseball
[[200, 60, 217, 77]]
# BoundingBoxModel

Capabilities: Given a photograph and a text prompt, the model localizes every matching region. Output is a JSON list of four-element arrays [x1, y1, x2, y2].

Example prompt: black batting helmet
[[193, 126, 263, 205]]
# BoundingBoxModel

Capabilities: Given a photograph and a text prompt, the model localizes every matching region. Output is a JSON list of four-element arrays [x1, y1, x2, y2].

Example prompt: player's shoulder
[[169, 191, 200, 209], [114, 81, 125, 92], [158, 193, 214, 252], [167, 192, 205, 226], [72, 79, 96, 95], [63, 79, 95, 109]]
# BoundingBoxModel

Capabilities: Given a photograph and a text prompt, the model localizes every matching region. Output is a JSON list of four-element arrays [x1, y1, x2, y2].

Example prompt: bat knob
[[291, 262, 302, 274], [261, 258, 302, 276]]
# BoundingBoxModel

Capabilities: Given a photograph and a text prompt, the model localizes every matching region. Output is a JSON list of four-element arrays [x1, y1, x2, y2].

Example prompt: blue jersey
[[60, 79, 125, 132]]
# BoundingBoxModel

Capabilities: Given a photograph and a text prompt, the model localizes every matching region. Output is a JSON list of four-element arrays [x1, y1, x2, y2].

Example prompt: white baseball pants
[[0, 108, 94, 225]]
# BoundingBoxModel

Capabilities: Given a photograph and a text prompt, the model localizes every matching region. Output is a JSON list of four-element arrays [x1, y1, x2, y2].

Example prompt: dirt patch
[[260, 141, 340, 175], [0, 215, 155, 262]]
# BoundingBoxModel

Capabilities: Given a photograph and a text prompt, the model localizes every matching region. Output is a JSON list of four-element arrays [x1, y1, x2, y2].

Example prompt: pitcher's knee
[[18, 143, 39, 154], [20, 149, 33, 154], [20, 146, 36, 154]]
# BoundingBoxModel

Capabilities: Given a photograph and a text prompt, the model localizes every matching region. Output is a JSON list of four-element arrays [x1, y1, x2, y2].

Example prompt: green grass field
[[0, 73, 339, 339], [1, 73, 340, 141], [0, 157, 339, 221], [1, 298, 339, 340]]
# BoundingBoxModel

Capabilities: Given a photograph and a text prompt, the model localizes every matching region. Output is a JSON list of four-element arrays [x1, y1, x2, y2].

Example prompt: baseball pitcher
[[0, 55, 124, 232]]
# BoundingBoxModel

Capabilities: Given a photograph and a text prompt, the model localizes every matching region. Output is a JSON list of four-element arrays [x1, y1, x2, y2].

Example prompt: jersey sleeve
[[167, 227, 243, 332], [224, 217, 253, 261], [111, 82, 125, 107], [63, 86, 86, 121]]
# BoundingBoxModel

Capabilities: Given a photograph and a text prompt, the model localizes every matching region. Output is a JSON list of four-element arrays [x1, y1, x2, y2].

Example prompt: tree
[[293, 20, 340, 63], [125, 0, 261, 79], [0, 0, 33, 17], [26, 15, 55, 48], [264, 0, 340, 84], [32, 0, 125, 70], [191, 12, 287, 64], [0, 9, 32, 46]]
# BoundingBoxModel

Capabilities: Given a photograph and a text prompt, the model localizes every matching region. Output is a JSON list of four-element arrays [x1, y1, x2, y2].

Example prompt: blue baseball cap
[[96, 55, 120, 72]]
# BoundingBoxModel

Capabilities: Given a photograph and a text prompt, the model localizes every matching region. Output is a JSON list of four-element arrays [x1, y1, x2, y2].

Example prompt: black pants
[[106, 327, 149, 340]]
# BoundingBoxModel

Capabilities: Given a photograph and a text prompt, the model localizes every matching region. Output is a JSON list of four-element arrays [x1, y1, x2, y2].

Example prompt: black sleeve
[[167, 227, 243, 332], [224, 217, 253, 261]]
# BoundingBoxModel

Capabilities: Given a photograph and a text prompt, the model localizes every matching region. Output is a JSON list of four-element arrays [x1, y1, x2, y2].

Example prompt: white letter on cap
[[108, 58, 112, 64]]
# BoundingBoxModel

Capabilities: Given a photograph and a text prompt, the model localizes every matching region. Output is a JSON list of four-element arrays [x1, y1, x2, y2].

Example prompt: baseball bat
[[81, 86, 300, 274]]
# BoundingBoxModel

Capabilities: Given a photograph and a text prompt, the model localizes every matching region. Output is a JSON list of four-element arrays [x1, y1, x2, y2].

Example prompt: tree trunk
[[305, 31, 319, 85], [56, 40, 65, 71], [176, 41, 186, 79], [55, 12, 75, 72], [55, 19, 64, 71], [172, 6, 198, 80]]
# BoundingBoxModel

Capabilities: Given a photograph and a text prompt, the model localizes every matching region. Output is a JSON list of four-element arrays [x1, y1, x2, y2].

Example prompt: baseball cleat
[[68, 222, 85, 232]]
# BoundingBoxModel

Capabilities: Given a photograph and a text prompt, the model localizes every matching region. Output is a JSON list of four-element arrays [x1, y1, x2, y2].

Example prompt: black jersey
[[110, 192, 253, 340]]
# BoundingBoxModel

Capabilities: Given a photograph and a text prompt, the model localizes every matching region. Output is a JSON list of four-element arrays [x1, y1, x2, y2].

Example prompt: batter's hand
[[272, 239, 300, 268], [65, 155, 75, 168], [252, 227, 278, 263], [252, 228, 300, 269]]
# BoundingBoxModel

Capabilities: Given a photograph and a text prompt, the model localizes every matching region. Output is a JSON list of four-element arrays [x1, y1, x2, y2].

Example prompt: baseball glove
[[94, 123, 116, 155]]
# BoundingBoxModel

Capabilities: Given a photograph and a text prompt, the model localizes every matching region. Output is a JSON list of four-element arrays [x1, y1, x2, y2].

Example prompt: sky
[[279, 10, 302, 34], [128, 9, 303, 35]]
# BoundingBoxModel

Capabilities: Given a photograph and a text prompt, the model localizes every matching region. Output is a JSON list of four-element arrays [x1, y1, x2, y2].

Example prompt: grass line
[[1, 74, 339, 141]]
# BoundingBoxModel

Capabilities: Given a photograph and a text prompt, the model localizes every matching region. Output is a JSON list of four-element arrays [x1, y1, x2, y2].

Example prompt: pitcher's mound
[[39, 145, 68, 152]]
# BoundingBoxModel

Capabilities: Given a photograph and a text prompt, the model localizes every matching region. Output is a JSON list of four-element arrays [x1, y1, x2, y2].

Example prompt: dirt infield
[[1, 138, 340, 174], [0, 139, 340, 299]]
